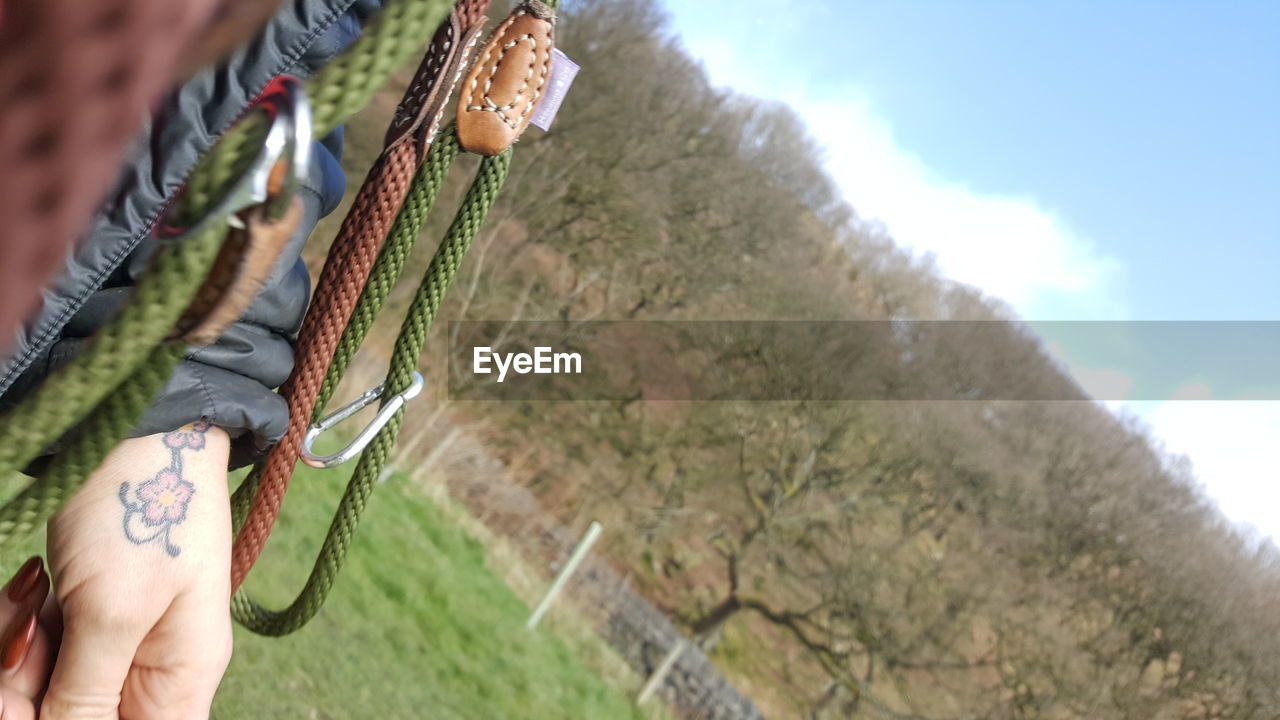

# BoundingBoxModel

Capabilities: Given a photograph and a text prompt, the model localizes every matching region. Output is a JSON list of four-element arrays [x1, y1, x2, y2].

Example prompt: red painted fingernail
[[0, 612, 35, 672], [5, 556, 41, 603], [20, 566, 49, 615]]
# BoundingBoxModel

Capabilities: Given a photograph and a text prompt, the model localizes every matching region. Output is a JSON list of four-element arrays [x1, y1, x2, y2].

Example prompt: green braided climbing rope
[[0, 0, 453, 547], [0, 224, 224, 542], [232, 144, 512, 635]]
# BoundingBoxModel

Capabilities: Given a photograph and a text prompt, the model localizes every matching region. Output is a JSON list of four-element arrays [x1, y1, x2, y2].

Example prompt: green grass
[[217, 460, 652, 719], [0, 460, 655, 720]]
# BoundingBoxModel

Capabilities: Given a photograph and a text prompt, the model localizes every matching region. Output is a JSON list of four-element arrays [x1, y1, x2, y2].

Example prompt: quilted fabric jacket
[[0, 0, 386, 468]]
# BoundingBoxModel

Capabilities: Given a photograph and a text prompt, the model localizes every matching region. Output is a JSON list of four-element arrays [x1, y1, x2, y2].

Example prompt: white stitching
[[523, 26, 554, 120], [464, 10, 554, 130], [392, 24, 455, 130], [475, 35, 537, 119], [467, 10, 524, 109], [424, 26, 487, 145]]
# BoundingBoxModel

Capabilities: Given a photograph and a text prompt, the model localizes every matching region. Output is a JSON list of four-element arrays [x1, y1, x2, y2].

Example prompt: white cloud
[[1134, 397, 1280, 541], [679, 31, 1126, 320], [802, 97, 1127, 320]]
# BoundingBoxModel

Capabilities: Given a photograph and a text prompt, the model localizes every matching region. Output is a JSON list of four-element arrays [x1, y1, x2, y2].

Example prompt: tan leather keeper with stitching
[[457, 1, 556, 156]]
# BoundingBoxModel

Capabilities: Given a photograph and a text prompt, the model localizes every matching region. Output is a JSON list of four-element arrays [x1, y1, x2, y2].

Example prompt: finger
[[0, 687, 37, 720], [18, 588, 66, 709], [120, 590, 231, 720], [0, 615, 36, 683], [0, 559, 48, 628], [40, 587, 149, 720], [0, 559, 43, 614], [0, 612, 57, 704], [0, 558, 53, 699], [6, 607, 55, 704]]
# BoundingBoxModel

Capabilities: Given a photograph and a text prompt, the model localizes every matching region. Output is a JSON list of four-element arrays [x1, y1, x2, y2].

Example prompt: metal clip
[[156, 75, 312, 239], [299, 372, 425, 469]]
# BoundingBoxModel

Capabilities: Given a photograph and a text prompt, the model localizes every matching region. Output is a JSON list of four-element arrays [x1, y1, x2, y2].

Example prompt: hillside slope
[[321, 1, 1280, 717]]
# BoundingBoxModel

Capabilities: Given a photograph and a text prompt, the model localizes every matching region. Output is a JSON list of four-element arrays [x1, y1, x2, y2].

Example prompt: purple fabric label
[[530, 49, 580, 131]]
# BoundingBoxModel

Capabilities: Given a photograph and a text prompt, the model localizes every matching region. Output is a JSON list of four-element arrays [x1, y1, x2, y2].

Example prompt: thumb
[[119, 589, 232, 720], [39, 605, 143, 720]]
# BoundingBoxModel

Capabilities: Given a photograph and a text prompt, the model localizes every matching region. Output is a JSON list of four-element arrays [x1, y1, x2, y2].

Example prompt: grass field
[[218, 460, 655, 719], [0, 458, 660, 719]]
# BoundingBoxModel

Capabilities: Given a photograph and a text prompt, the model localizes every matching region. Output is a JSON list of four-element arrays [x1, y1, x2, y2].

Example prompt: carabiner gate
[[299, 372, 425, 469]]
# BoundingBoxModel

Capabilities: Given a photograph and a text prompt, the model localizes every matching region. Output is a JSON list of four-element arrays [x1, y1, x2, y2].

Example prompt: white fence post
[[636, 639, 686, 705], [526, 520, 603, 630]]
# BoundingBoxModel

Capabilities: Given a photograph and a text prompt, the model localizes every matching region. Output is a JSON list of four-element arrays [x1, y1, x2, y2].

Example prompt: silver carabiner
[[155, 75, 312, 239], [256, 75, 313, 222], [299, 372, 425, 469]]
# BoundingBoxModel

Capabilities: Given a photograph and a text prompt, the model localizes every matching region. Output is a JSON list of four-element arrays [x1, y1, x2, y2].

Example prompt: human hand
[[43, 423, 233, 720]]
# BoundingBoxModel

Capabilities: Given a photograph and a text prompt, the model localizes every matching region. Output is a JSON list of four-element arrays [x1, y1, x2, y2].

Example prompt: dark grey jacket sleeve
[[0, 0, 386, 469]]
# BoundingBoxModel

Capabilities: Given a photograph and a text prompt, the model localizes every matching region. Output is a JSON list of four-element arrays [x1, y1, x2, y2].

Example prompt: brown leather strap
[[0, 0, 226, 354], [385, 0, 491, 155], [173, 199, 303, 347], [230, 0, 492, 591]]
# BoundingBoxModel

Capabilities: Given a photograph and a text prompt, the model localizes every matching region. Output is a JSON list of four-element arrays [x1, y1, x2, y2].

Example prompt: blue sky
[[661, 0, 1280, 538]]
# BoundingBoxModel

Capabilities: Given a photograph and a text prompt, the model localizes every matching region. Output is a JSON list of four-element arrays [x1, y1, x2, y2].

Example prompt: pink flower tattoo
[[162, 419, 210, 451], [118, 421, 207, 556], [135, 470, 195, 526]]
